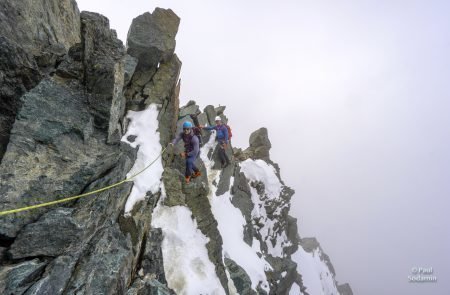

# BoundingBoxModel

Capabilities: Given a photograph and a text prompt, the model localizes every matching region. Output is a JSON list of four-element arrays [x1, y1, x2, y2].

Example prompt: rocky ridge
[[0, 1, 352, 294]]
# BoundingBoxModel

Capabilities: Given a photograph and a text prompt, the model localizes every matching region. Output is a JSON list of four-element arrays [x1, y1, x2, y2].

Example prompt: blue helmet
[[183, 121, 193, 128]]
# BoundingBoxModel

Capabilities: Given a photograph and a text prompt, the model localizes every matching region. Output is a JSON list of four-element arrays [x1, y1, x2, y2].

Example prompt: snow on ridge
[[291, 246, 339, 295], [121, 104, 164, 213], [242, 160, 289, 258], [211, 178, 271, 292], [151, 204, 226, 295], [240, 159, 283, 199], [289, 283, 304, 295], [200, 146, 271, 293]]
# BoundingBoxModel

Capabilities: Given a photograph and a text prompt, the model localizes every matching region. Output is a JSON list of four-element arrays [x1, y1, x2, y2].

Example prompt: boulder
[[23, 256, 77, 295], [243, 127, 272, 161], [127, 9, 180, 70], [338, 283, 354, 295], [9, 208, 82, 259], [0, 259, 47, 295]]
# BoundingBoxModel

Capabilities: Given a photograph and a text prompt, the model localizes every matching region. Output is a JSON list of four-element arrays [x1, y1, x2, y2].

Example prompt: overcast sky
[[77, 1, 450, 294]]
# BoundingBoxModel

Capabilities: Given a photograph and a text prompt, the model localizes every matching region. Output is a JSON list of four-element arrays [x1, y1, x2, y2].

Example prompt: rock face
[[0, 0, 81, 54], [127, 9, 180, 70], [0, 3, 352, 295]]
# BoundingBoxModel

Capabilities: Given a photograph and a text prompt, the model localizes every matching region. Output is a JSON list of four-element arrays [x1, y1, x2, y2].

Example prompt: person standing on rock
[[202, 116, 231, 168], [169, 121, 202, 184]]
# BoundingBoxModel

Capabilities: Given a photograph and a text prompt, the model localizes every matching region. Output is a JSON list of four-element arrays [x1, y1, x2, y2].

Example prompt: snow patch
[[289, 283, 304, 295], [151, 204, 226, 295], [240, 159, 282, 199], [291, 246, 339, 295], [121, 104, 164, 213]]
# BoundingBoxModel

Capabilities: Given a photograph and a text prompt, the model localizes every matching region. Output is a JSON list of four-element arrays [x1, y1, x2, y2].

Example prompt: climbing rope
[[0, 147, 167, 217]]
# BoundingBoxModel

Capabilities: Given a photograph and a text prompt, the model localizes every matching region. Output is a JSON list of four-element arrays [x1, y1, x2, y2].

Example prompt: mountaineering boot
[[192, 171, 202, 178], [185, 176, 191, 184]]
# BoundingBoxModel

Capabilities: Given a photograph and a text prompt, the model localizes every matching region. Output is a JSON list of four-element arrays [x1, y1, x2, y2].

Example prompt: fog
[[77, 0, 450, 294]]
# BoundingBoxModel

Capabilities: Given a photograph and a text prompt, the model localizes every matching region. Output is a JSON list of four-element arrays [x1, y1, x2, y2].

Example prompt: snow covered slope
[[121, 101, 352, 295]]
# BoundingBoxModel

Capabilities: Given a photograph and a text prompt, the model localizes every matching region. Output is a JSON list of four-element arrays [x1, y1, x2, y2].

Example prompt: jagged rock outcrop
[[0, 2, 352, 295], [0, 0, 81, 55], [0, 0, 81, 162], [127, 9, 180, 70]]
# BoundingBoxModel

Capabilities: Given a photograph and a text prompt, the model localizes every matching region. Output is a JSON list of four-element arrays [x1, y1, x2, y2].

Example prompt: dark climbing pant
[[218, 142, 230, 166], [186, 153, 200, 177]]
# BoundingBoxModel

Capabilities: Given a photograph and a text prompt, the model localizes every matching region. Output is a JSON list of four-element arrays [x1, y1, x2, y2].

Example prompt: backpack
[[193, 127, 203, 146], [224, 124, 232, 141]]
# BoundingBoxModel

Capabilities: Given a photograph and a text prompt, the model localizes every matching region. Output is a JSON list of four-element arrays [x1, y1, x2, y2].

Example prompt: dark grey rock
[[230, 170, 254, 245], [285, 215, 300, 255], [140, 228, 167, 284], [264, 256, 298, 295], [216, 161, 235, 196], [243, 127, 272, 161], [203, 105, 217, 126], [156, 65, 181, 148], [215, 106, 226, 116], [128, 276, 175, 295], [224, 258, 256, 295], [162, 168, 185, 206], [34, 44, 67, 72], [179, 102, 200, 118], [0, 259, 47, 295], [127, 9, 180, 70], [81, 11, 126, 143], [0, 36, 42, 162], [63, 225, 133, 295], [124, 54, 139, 86], [337, 283, 354, 295], [0, 78, 121, 239], [0, 247, 6, 263], [9, 208, 82, 259], [0, 0, 81, 55], [24, 256, 77, 295], [55, 57, 84, 80], [143, 54, 182, 107]]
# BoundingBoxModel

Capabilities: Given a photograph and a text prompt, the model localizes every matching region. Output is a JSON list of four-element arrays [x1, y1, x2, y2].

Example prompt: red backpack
[[224, 124, 232, 141]]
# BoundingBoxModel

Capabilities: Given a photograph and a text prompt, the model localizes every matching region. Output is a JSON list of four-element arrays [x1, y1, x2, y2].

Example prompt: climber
[[169, 121, 201, 184], [202, 116, 231, 168]]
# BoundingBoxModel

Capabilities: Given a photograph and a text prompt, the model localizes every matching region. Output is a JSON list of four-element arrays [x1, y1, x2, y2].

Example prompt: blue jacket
[[204, 124, 229, 144]]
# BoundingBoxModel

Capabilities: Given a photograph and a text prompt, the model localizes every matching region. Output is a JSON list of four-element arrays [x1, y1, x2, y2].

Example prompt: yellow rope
[[0, 147, 167, 217]]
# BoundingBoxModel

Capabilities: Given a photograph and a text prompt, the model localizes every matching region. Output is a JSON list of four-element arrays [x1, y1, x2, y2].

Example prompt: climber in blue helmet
[[169, 121, 201, 184]]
